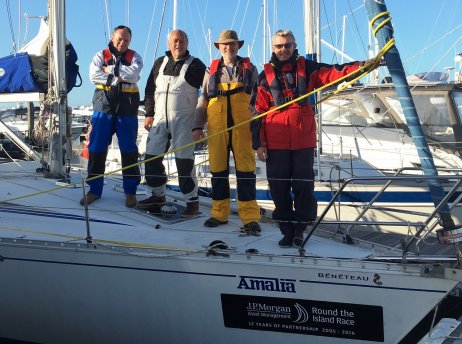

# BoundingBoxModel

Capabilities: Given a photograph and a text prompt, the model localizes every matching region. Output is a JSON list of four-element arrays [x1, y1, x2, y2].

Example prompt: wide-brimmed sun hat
[[214, 30, 244, 49]]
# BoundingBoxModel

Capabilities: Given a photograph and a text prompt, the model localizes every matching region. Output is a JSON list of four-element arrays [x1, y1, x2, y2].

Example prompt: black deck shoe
[[204, 217, 228, 227], [137, 195, 166, 208], [241, 222, 261, 236], [292, 229, 304, 248], [278, 234, 293, 248]]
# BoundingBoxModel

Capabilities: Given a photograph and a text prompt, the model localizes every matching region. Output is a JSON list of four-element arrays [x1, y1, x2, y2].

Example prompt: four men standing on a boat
[[81, 26, 377, 248]]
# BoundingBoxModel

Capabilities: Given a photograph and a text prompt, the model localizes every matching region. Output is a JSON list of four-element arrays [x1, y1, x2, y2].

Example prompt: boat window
[[322, 93, 396, 127], [386, 93, 454, 144], [322, 98, 369, 126], [453, 92, 462, 123]]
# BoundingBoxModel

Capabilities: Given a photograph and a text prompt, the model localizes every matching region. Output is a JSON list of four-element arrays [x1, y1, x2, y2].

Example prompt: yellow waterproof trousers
[[207, 82, 260, 225]]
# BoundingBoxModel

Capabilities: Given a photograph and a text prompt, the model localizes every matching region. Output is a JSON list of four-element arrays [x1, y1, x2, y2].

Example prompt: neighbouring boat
[[1, 1, 462, 344], [0, 105, 86, 146], [320, 82, 462, 175]]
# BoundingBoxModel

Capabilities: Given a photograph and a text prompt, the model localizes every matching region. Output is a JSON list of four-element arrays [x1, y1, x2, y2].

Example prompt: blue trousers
[[86, 111, 140, 195]]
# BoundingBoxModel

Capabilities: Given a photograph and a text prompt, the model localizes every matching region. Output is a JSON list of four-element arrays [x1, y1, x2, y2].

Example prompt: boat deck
[[0, 160, 459, 262], [314, 222, 459, 257]]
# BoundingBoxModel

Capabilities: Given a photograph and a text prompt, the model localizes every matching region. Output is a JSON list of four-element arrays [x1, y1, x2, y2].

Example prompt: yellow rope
[[370, 11, 392, 37]]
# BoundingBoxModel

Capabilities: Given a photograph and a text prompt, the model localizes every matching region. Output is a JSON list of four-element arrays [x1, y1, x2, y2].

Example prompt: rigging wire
[[17, 0, 21, 49], [107, 0, 112, 34], [272, 0, 278, 33], [321, 0, 337, 64], [403, 23, 462, 66], [347, 0, 368, 56], [103, 0, 111, 42], [125, 0, 130, 27], [99, 0, 108, 43], [152, 0, 168, 64], [280, 0, 294, 31], [421, 0, 447, 57], [142, 0, 158, 63], [230, 0, 241, 30], [248, 3, 263, 63], [321, 2, 366, 64], [21, 12, 30, 49], [189, 0, 210, 61], [5, 0, 17, 53], [192, 0, 212, 61], [237, 0, 251, 37], [409, 34, 462, 92]]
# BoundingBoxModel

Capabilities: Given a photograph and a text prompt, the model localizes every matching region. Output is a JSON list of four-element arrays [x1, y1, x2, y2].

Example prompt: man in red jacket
[[250, 29, 371, 248]]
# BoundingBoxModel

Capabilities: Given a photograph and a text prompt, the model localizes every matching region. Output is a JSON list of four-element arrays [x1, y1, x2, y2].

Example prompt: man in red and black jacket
[[250, 29, 372, 249]]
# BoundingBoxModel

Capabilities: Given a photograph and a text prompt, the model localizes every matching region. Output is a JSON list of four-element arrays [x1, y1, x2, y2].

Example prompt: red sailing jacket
[[253, 55, 362, 150], [102, 48, 135, 66]]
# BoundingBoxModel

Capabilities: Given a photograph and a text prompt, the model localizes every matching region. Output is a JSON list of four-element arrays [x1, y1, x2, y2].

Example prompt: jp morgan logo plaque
[[221, 294, 384, 342]]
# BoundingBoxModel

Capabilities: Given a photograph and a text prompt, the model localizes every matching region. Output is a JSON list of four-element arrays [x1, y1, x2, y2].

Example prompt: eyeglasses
[[113, 25, 132, 36], [273, 43, 294, 49]]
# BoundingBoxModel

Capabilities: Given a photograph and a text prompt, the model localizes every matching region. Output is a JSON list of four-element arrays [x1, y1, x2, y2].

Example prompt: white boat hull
[[0, 238, 459, 344]]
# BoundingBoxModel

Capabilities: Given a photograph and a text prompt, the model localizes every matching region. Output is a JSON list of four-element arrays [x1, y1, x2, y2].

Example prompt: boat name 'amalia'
[[238, 276, 296, 293]]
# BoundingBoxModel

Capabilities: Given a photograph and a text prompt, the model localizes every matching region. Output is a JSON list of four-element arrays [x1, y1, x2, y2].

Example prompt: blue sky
[[1, 0, 462, 106]]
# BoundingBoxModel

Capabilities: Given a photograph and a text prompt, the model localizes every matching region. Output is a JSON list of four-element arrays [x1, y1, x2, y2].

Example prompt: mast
[[262, 0, 267, 65], [208, 28, 212, 63], [126, 0, 130, 27], [172, 0, 177, 30], [48, 0, 68, 178], [303, 0, 315, 56], [18, 0, 21, 50], [364, 0, 455, 230], [304, 0, 323, 177], [341, 15, 346, 64]]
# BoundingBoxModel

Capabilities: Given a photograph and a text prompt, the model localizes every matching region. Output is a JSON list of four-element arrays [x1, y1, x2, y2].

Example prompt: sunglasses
[[273, 43, 295, 49]]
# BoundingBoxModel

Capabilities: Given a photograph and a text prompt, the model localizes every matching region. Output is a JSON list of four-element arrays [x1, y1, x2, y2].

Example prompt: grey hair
[[168, 29, 189, 44], [271, 30, 296, 44]]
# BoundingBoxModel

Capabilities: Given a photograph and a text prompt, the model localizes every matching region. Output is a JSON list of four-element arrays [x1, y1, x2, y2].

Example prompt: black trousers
[[266, 148, 317, 226]]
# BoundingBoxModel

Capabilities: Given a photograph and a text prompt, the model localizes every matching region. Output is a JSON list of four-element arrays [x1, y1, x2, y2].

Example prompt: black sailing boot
[[278, 222, 294, 248], [292, 222, 307, 249]]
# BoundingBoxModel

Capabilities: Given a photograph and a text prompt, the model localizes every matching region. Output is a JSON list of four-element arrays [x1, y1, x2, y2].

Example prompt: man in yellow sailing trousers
[[193, 30, 261, 235]]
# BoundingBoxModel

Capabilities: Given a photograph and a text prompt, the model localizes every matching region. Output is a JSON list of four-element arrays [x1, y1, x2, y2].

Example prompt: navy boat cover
[[0, 52, 43, 93]]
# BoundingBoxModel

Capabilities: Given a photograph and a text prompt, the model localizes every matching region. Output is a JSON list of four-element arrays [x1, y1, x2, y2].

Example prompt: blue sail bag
[[0, 52, 43, 93]]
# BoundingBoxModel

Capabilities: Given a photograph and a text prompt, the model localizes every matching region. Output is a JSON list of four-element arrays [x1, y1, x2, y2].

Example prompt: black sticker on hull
[[221, 294, 384, 342]]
